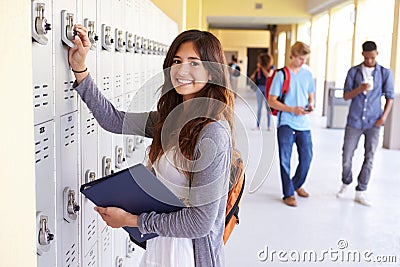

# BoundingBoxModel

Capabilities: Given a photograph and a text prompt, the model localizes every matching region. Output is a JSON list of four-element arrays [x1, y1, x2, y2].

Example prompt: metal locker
[[112, 0, 125, 98], [80, 0, 99, 80], [32, 0, 54, 126], [80, 105, 99, 261], [54, 1, 78, 117], [124, 236, 145, 266], [98, 0, 114, 100], [77, 1, 100, 264], [113, 228, 128, 267], [56, 112, 80, 267], [112, 96, 126, 171], [97, 2, 114, 232], [123, 91, 134, 164], [100, 226, 113, 267], [124, 0, 135, 96], [133, 43, 142, 94], [82, 244, 99, 267], [34, 120, 56, 267]]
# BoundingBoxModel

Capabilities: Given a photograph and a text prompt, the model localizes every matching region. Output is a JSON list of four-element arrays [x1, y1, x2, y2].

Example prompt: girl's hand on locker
[[94, 206, 138, 228], [68, 24, 90, 74]]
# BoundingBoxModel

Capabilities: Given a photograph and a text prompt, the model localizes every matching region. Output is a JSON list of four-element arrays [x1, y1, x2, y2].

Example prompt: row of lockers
[[32, 0, 178, 266]]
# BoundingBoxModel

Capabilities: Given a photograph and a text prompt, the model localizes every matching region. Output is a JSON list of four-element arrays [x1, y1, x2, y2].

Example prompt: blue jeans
[[277, 125, 313, 198], [342, 125, 380, 191], [255, 85, 271, 128]]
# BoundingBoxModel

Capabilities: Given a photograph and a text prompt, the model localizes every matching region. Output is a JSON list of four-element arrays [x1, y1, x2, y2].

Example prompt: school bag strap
[[281, 66, 290, 96], [266, 66, 291, 116], [225, 175, 245, 226]]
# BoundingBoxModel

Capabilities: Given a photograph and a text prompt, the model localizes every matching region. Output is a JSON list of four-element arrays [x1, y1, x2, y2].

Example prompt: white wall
[[0, 1, 37, 267]]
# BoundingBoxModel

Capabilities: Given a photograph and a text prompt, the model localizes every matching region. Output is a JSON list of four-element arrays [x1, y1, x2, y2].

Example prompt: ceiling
[[207, 0, 348, 30], [207, 16, 310, 30]]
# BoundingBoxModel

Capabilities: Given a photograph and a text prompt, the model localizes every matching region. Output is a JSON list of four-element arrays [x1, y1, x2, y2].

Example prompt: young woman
[[250, 53, 274, 131], [69, 26, 234, 267]]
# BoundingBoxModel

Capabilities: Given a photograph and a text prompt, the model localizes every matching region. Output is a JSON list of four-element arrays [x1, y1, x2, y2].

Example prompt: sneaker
[[283, 196, 297, 207], [296, 188, 309, 198], [354, 191, 371, 206], [251, 126, 260, 131], [336, 183, 349, 198]]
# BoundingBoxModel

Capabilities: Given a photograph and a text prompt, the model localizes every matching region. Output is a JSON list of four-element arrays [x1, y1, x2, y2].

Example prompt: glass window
[[297, 21, 311, 45], [310, 13, 329, 113], [354, 0, 395, 68], [277, 32, 287, 68], [329, 3, 355, 87]]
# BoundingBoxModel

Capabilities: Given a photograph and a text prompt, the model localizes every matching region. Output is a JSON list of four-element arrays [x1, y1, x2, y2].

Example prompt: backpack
[[265, 66, 290, 116], [223, 149, 245, 244]]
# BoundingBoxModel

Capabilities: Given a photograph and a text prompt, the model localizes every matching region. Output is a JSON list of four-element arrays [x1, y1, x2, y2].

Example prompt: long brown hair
[[148, 30, 234, 176]]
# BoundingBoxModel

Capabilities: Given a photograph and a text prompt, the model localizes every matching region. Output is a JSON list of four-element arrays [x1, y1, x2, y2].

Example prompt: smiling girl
[[69, 27, 234, 267]]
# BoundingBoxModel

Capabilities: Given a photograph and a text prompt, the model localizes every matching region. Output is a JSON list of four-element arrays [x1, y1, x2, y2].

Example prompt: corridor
[[225, 86, 400, 266]]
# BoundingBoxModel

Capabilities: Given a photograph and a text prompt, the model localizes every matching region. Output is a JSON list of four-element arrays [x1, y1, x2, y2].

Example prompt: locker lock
[[36, 212, 54, 255], [126, 237, 135, 258], [154, 42, 159, 55], [116, 256, 124, 267], [102, 25, 113, 51], [85, 170, 96, 183], [103, 156, 112, 176], [126, 32, 134, 52], [149, 40, 154, 54], [32, 3, 51, 45], [66, 14, 75, 40], [143, 39, 148, 53], [126, 137, 135, 156], [115, 29, 126, 52], [67, 190, 80, 216], [115, 146, 125, 169], [63, 187, 80, 222], [38, 216, 54, 246], [61, 10, 76, 48], [84, 19, 98, 50], [35, 4, 51, 35], [134, 35, 141, 53], [135, 136, 144, 146]]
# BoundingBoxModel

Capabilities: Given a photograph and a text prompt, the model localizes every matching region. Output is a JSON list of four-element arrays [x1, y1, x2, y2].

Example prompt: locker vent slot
[[87, 219, 97, 242], [65, 243, 77, 265], [103, 228, 112, 252], [102, 76, 111, 94]]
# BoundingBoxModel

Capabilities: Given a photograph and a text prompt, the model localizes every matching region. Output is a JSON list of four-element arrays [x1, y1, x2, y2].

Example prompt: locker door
[[80, 105, 99, 265], [112, 0, 125, 98], [78, 1, 100, 265], [124, 0, 134, 96], [32, 0, 54, 125], [100, 226, 113, 267], [34, 121, 56, 267], [82, 245, 99, 267], [99, 0, 114, 100], [112, 95, 126, 172], [57, 112, 80, 267], [54, 1, 78, 117]]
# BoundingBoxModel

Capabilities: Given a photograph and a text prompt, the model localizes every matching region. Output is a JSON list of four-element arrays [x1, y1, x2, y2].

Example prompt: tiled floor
[[225, 87, 400, 267]]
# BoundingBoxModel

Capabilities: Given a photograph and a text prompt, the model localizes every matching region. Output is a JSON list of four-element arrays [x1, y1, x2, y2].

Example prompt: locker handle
[[32, 2, 51, 45]]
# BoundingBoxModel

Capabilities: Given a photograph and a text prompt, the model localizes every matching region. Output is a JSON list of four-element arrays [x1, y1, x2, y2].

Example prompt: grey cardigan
[[74, 74, 231, 267]]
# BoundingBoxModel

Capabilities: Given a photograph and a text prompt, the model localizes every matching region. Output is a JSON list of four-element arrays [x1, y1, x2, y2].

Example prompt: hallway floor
[[225, 87, 400, 267]]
